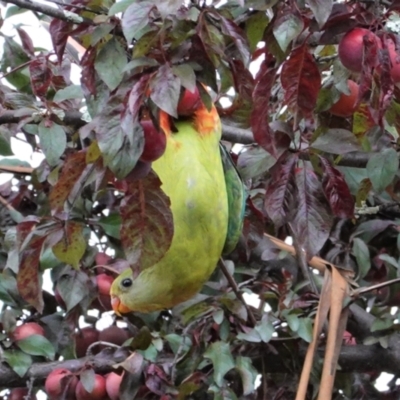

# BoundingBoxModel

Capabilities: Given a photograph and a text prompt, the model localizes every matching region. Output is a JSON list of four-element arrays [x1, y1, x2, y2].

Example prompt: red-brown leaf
[[80, 46, 97, 96], [251, 53, 279, 156], [120, 172, 173, 272], [49, 151, 87, 213], [49, 19, 73, 64], [29, 56, 52, 98], [17, 235, 46, 313], [290, 165, 333, 258], [319, 156, 355, 219], [17, 28, 34, 56], [264, 152, 298, 227], [281, 43, 321, 116]]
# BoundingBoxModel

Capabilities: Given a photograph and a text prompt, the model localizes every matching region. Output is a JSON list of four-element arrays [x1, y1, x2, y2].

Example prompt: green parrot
[[110, 102, 245, 314]]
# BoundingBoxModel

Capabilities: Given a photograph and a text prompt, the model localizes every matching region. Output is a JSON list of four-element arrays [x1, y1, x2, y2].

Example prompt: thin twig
[[0, 165, 34, 175], [288, 223, 319, 294], [2, 0, 94, 24], [86, 341, 120, 356], [219, 257, 257, 327]]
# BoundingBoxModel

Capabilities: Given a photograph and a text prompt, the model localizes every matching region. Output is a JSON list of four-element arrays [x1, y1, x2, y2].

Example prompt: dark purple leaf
[[251, 53, 279, 156], [319, 156, 355, 219], [120, 172, 173, 272], [128, 75, 151, 120], [122, 1, 153, 43], [16, 28, 34, 56], [281, 43, 321, 116], [290, 165, 333, 258], [96, 92, 144, 179], [220, 16, 250, 65], [80, 46, 97, 96], [264, 152, 298, 227], [50, 19, 73, 64], [229, 59, 254, 104], [189, 35, 218, 92], [149, 65, 181, 118], [29, 56, 52, 98]]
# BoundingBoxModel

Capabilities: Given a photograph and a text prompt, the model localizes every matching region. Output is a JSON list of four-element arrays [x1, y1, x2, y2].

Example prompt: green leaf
[[95, 38, 127, 91], [109, 0, 134, 15], [273, 13, 304, 52], [123, 56, 159, 72], [5, 5, 28, 18], [236, 329, 262, 343], [366, 148, 399, 193], [204, 341, 235, 387], [371, 318, 393, 332], [286, 313, 300, 331], [255, 318, 275, 342], [38, 121, 66, 166], [52, 222, 86, 269], [16, 334, 55, 359], [0, 128, 13, 156], [297, 317, 313, 343], [245, 11, 269, 52], [122, 1, 153, 43], [3, 349, 32, 377], [235, 357, 257, 395], [172, 64, 196, 93], [53, 85, 84, 102], [352, 238, 371, 279], [165, 333, 192, 355], [312, 129, 362, 154], [98, 213, 122, 239]]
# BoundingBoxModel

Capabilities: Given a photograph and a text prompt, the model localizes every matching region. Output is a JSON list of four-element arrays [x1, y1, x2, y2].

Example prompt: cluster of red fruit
[[10, 321, 128, 399], [139, 86, 202, 162], [329, 27, 400, 117], [44, 369, 123, 400]]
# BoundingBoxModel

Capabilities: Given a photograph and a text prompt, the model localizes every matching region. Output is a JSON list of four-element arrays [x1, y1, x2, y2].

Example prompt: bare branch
[[2, 0, 94, 24]]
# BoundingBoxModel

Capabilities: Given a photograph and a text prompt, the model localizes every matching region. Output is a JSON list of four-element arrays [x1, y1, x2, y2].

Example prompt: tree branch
[[0, 347, 130, 388], [3, 340, 400, 388], [0, 109, 376, 169], [2, 0, 93, 24]]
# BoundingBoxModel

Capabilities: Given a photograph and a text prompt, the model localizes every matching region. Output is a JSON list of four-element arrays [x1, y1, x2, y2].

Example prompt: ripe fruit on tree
[[105, 372, 123, 400], [12, 322, 45, 342], [44, 368, 78, 400], [338, 28, 381, 72], [95, 273, 114, 311], [329, 80, 359, 117], [74, 327, 99, 358], [99, 325, 130, 346], [96, 273, 113, 296], [139, 119, 167, 163], [9, 388, 37, 400], [95, 252, 112, 267], [177, 86, 202, 116], [75, 374, 107, 400]]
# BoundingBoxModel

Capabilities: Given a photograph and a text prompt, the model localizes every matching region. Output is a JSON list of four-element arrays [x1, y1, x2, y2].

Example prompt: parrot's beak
[[111, 295, 131, 316]]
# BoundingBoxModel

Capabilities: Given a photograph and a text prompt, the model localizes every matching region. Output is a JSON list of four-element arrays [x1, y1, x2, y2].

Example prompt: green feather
[[220, 144, 246, 255]]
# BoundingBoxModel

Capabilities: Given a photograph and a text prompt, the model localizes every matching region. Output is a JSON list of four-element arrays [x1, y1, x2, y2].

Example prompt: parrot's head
[[110, 269, 135, 315]]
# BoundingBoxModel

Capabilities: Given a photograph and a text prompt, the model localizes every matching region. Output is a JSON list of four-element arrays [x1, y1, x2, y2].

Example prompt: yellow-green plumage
[[110, 107, 230, 313]]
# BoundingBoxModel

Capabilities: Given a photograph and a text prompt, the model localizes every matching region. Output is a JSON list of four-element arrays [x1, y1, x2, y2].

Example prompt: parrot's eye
[[121, 278, 132, 288]]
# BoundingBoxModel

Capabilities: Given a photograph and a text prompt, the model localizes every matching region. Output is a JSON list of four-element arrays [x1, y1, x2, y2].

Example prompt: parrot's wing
[[220, 143, 246, 255]]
